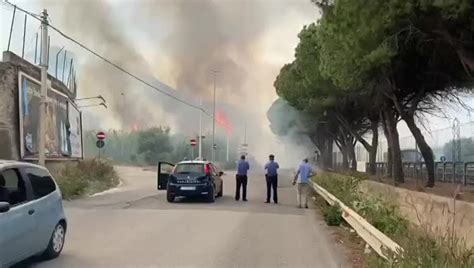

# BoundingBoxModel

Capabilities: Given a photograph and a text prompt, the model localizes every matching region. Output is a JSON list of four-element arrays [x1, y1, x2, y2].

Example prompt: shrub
[[313, 172, 474, 267], [322, 203, 343, 226], [352, 198, 408, 237], [54, 158, 120, 199]]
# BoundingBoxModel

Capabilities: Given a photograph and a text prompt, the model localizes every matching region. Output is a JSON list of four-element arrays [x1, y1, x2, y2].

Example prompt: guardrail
[[310, 180, 403, 260]]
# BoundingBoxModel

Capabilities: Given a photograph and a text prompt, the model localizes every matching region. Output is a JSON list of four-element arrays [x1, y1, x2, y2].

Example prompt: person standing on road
[[236, 155, 250, 201], [264, 154, 279, 204], [293, 158, 313, 208]]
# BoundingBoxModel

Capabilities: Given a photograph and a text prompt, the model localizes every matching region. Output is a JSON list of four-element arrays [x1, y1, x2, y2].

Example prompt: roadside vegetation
[[83, 128, 240, 166], [52, 158, 120, 199], [314, 173, 474, 267]]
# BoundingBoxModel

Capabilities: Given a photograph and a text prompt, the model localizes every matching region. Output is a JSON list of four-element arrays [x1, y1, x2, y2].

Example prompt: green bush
[[313, 172, 474, 267], [352, 198, 408, 237], [54, 158, 120, 199], [322, 203, 343, 226]]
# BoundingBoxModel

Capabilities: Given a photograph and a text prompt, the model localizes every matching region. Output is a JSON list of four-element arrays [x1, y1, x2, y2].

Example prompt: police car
[[157, 160, 224, 203]]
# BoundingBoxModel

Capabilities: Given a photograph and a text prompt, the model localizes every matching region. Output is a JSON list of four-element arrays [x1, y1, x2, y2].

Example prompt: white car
[[0, 160, 67, 267]]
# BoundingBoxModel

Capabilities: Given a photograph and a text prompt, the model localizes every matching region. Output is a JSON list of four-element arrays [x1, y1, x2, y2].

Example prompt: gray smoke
[[267, 98, 316, 163], [39, 0, 317, 166]]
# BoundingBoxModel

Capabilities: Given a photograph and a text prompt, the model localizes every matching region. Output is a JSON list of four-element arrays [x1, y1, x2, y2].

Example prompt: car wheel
[[167, 191, 175, 203], [42, 222, 66, 260], [207, 186, 215, 203], [217, 183, 223, 197]]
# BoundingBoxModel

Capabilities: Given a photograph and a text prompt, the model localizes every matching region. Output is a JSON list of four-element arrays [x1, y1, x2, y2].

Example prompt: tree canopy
[[275, 0, 474, 185]]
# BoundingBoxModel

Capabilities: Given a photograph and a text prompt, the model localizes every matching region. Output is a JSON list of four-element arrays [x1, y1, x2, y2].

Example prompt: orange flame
[[215, 110, 233, 135]]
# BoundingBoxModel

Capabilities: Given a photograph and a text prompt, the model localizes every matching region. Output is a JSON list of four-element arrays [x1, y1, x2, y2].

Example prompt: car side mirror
[[219, 171, 224, 176], [0, 202, 10, 213]]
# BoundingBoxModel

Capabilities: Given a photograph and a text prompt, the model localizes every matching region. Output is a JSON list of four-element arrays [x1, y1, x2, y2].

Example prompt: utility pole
[[37, 9, 49, 166], [199, 98, 203, 159], [244, 122, 247, 144], [226, 134, 229, 162], [211, 70, 219, 162]]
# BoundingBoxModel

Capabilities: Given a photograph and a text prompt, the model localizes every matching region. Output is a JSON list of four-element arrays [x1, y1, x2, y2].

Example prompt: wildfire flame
[[215, 110, 233, 136], [132, 124, 139, 132]]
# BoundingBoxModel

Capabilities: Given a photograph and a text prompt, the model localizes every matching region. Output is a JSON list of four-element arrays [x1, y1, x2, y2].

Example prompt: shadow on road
[[120, 192, 307, 216]]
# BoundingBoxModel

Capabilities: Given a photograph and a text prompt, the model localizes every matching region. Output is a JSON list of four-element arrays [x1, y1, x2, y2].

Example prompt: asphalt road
[[28, 166, 348, 268]]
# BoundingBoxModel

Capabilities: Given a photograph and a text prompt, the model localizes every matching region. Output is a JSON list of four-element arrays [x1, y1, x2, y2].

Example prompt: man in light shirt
[[293, 158, 313, 208]]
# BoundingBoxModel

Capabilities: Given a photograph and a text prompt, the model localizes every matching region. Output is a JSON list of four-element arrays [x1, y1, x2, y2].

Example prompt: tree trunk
[[368, 119, 379, 175], [404, 114, 435, 187], [383, 108, 404, 183], [336, 115, 379, 175], [324, 139, 333, 168], [335, 141, 349, 170], [342, 149, 349, 170], [349, 142, 357, 171], [381, 116, 392, 177]]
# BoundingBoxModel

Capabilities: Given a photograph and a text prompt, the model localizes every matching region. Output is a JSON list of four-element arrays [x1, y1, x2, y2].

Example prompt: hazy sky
[[1, 0, 472, 165], [0, 0, 320, 166]]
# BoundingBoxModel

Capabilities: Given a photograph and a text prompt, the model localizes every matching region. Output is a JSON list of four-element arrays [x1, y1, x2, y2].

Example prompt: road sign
[[190, 139, 197, 147], [96, 140, 105, 148], [440, 156, 446, 162], [96, 131, 106, 140]]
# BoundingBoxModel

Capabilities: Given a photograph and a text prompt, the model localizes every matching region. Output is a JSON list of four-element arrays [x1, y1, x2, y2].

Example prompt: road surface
[[27, 166, 348, 267]]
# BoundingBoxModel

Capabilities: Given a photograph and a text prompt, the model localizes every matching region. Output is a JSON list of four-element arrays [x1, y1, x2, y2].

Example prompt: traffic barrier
[[310, 180, 403, 260]]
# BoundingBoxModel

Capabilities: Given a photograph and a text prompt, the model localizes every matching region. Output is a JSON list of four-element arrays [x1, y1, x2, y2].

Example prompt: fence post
[[34, 32, 38, 64], [7, 5, 16, 51], [464, 162, 468, 186], [22, 14, 27, 58], [442, 162, 446, 182], [452, 162, 456, 183]]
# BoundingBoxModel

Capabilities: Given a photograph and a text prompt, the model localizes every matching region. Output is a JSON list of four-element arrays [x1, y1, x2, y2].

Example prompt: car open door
[[157, 162, 174, 190]]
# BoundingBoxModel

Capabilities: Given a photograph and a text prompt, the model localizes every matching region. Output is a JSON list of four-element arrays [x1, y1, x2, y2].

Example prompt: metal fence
[[3, 4, 77, 96], [370, 161, 474, 185]]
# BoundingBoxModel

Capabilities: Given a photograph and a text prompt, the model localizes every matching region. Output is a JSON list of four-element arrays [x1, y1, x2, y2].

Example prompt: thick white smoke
[[38, 0, 318, 167]]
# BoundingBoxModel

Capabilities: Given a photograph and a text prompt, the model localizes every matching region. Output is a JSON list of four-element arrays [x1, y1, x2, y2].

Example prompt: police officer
[[264, 154, 279, 204], [236, 155, 250, 201]]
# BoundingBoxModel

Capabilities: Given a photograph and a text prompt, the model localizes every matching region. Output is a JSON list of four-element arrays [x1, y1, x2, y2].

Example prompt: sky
[[1, 0, 473, 166], [0, 0, 320, 167]]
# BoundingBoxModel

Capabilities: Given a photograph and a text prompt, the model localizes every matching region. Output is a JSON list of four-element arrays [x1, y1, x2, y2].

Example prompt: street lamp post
[[199, 98, 203, 159], [211, 70, 219, 162]]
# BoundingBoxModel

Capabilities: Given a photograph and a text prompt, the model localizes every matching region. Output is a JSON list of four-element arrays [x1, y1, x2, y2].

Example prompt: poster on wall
[[68, 102, 83, 158], [19, 72, 83, 159]]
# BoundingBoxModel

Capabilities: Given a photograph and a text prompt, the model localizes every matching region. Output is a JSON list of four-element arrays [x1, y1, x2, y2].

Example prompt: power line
[[3, 0, 213, 117]]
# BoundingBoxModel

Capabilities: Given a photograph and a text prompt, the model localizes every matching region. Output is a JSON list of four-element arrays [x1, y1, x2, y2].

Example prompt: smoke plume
[[39, 0, 317, 166]]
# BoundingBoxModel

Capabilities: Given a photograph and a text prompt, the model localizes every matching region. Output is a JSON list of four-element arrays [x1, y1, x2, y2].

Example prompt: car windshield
[[173, 163, 204, 174]]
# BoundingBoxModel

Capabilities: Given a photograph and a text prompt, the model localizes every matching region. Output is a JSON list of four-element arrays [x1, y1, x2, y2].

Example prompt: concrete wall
[[0, 62, 20, 160], [360, 180, 474, 248]]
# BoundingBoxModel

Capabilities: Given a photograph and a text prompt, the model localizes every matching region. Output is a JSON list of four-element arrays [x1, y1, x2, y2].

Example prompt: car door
[[157, 162, 175, 190], [210, 164, 222, 190], [23, 167, 62, 253], [0, 168, 37, 266]]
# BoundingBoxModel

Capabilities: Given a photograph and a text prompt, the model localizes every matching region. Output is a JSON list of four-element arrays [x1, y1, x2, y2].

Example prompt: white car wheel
[[52, 224, 65, 253]]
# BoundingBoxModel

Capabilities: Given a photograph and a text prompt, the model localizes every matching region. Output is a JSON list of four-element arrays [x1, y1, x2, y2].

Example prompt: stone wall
[[360, 180, 474, 248]]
